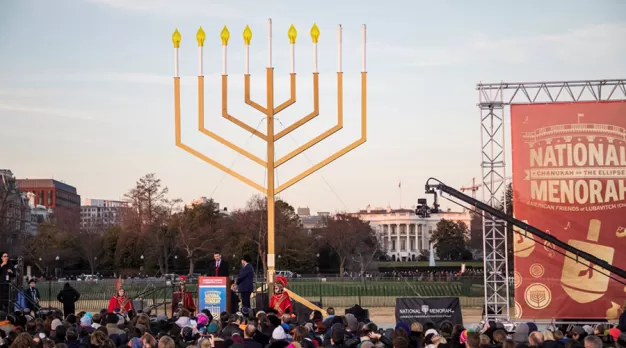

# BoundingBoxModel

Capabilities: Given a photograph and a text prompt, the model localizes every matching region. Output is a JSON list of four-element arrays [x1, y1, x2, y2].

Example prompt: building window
[[47, 190, 52, 206], [401, 239, 406, 251], [410, 238, 415, 251], [39, 191, 44, 205], [391, 240, 396, 251]]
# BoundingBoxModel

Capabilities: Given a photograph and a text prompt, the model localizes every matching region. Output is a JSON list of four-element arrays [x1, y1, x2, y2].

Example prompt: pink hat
[[460, 330, 468, 344], [197, 314, 208, 326]]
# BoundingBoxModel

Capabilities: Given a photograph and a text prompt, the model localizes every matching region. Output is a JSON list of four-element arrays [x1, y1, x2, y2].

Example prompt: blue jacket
[[236, 263, 254, 292]]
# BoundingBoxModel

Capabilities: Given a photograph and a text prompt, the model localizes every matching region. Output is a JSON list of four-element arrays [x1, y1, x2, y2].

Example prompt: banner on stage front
[[511, 101, 626, 320], [395, 297, 463, 329], [198, 277, 228, 315]]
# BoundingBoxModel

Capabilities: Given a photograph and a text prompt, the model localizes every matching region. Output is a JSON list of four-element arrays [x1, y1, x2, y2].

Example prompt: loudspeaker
[[255, 292, 269, 312]]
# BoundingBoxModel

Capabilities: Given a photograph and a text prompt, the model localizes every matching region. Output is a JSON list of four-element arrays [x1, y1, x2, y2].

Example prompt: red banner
[[511, 101, 626, 320]]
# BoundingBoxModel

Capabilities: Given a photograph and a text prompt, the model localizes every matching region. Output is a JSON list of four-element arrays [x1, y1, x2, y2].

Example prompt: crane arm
[[424, 178, 626, 281]]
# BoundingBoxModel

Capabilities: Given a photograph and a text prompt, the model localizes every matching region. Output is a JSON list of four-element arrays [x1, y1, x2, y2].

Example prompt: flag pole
[[399, 180, 402, 208]]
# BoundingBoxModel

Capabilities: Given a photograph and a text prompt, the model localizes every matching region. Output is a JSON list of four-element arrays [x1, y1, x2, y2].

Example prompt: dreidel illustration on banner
[[513, 218, 535, 258], [561, 219, 615, 304]]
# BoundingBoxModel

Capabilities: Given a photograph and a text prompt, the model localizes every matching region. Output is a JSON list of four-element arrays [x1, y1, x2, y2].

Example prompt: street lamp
[[140, 255, 144, 260]]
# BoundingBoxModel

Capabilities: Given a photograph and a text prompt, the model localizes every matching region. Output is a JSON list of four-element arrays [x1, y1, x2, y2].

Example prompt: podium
[[198, 277, 231, 314]]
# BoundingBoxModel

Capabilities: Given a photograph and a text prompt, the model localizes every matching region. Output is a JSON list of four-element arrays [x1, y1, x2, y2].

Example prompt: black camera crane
[[421, 178, 626, 283]]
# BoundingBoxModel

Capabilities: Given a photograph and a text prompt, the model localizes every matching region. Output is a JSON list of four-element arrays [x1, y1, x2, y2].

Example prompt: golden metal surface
[[274, 73, 296, 115], [274, 72, 367, 194], [244, 74, 268, 114], [223, 75, 267, 140], [275, 72, 341, 167], [198, 76, 267, 167], [265, 68, 276, 296], [174, 77, 266, 193], [275, 73, 319, 139]]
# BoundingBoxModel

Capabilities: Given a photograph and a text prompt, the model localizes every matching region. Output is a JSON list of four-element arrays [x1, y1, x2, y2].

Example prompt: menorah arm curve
[[198, 77, 267, 167], [275, 73, 320, 141], [174, 77, 267, 194], [274, 72, 341, 168], [274, 72, 367, 195], [222, 75, 268, 141], [244, 74, 268, 114], [274, 73, 296, 115]]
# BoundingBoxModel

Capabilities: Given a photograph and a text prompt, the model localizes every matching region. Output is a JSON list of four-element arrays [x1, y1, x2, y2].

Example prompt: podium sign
[[198, 277, 228, 314]]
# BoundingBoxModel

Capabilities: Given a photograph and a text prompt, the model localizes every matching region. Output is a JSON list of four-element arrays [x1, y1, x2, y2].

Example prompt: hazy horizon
[[2, 0, 625, 214]]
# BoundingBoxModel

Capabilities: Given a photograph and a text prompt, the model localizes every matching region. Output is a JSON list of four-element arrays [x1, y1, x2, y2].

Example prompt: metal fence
[[28, 276, 486, 312]]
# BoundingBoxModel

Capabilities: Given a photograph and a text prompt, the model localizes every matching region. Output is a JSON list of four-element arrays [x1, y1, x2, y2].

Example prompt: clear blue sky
[[1, 0, 625, 213]]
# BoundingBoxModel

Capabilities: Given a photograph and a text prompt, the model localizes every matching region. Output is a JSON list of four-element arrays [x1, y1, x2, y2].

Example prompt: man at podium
[[208, 251, 229, 277]]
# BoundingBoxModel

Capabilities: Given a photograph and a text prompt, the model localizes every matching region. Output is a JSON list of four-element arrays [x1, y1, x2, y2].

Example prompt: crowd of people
[[0, 303, 624, 348]]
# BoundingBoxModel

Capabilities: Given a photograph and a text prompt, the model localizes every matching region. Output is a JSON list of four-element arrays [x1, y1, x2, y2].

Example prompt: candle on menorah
[[196, 27, 205, 76], [171, 20, 367, 311]]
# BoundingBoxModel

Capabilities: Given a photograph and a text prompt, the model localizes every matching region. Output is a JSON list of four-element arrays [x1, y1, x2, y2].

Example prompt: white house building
[[351, 205, 471, 262]]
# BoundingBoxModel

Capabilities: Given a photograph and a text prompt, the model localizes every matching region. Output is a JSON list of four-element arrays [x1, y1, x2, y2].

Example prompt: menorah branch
[[274, 72, 367, 194], [244, 74, 268, 114], [274, 73, 296, 114], [275, 72, 342, 168], [222, 75, 268, 141], [173, 77, 266, 193], [275, 73, 320, 140], [197, 76, 267, 167]]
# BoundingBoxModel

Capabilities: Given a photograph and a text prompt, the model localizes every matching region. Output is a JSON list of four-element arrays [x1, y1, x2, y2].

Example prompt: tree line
[[22, 174, 383, 277]]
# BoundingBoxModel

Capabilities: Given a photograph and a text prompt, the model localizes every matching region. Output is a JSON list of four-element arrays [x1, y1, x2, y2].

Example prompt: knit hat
[[609, 328, 621, 342], [80, 315, 92, 326], [273, 326, 288, 340], [582, 325, 593, 335], [513, 323, 529, 343], [460, 330, 468, 344], [197, 314, 209, 326], [51, 319, 62, 331]]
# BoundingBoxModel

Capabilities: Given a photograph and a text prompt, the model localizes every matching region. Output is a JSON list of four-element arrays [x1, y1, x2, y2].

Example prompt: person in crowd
[[56, 283, 80, 317], [107, 285, 132, 315], [25, 279, 41, 316], [466, 332, 481, 348], [172, 276, 196, 316], [236, 255, 254, 310], [529, 331, 544, 347], [270, 277, 293, 316], [0, 252, 14, 313], [209, 251, 230, 277], [583, 336, 602, 348]]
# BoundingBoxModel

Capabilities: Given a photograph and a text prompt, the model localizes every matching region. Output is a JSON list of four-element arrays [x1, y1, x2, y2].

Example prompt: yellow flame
[[243, 25, 252, 45], [221, 26, 230, 45], [172, 29, 182, 48], [196, 26, 206, 47], [310, 23, 320, 43], [288, 24, 297, 44]]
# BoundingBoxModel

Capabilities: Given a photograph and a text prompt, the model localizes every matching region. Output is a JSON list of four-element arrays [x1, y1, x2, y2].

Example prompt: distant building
[[80, 199, 130, 232], [16, 178, 81, 232], [351, 204, 472, 262], [0, 170, 31, 254], [297, 207, 329, 230], [16, 179, 80, 209], [24, 192, 53, 235]]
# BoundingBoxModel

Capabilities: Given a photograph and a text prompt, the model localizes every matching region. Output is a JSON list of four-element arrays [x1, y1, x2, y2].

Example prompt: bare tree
[[319, 214, 379, 277], [123, 174, 181, 274], [172, 199, 224, 275]]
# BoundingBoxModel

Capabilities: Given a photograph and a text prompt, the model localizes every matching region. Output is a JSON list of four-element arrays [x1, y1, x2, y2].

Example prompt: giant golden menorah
[[171, 19, 367, 297]]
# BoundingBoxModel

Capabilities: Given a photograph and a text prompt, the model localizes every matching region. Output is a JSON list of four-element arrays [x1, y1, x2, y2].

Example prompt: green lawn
[[34, 278, 482, 301]]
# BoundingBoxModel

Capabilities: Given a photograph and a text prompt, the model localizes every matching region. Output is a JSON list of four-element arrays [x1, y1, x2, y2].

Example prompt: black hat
[[242, 254, 252, 263]]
